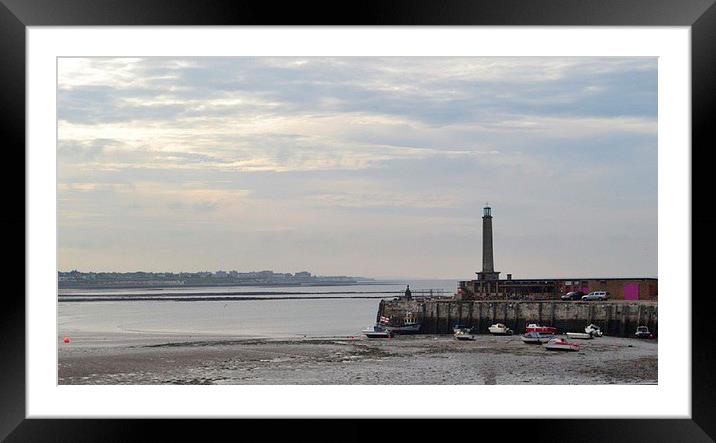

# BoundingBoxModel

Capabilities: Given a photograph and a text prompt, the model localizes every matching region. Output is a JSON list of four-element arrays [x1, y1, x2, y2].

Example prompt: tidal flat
[[58, 334, 657, 385]]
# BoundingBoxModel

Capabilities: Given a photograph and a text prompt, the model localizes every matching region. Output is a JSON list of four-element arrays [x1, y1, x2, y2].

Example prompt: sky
[[57, 57, 657, 279]]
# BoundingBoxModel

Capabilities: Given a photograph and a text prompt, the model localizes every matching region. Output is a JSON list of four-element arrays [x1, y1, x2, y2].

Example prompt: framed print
[[4, 0, 715, 440]]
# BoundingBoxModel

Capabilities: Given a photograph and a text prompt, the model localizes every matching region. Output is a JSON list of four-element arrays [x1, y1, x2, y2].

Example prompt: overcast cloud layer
[[57, 57, 657, 279]]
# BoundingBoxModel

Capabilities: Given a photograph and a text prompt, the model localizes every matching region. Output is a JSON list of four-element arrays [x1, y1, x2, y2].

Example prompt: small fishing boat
[[454, 328, 476, 341], [361, 324, 392, 338], [384, 312, 422, 335], [544, 337, 580, 352], [585, 324, 603, 337], [635, 325, 654, 339], [488, 323, 513, 335], [386, 323, 421, 334], [566, 332, 594, 340], [525, 323, 558, 335], [521, 331, 553, 344]]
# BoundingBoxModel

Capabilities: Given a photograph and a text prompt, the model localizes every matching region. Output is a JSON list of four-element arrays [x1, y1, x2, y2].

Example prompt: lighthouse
[[476, 204, 500, 283]]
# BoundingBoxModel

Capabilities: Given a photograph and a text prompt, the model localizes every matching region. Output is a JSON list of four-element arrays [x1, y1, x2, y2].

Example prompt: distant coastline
[[57, 269, 388, 290], [58, 281, 397, 290]]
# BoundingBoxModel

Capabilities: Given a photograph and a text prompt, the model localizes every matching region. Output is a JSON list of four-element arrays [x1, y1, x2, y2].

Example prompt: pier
[[57, 289, 451, 302], [378, 299, 658, 337]]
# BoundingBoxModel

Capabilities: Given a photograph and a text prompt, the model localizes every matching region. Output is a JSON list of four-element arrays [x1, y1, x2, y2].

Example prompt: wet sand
[[58, 333, 657, 385]]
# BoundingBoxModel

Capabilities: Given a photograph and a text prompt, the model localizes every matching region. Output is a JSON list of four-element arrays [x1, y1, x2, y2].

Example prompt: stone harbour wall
[[377, 299, 658, 337]]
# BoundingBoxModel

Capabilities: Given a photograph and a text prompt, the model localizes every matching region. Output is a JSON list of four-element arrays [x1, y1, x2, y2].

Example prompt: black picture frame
[[3, 0, 714, 440]]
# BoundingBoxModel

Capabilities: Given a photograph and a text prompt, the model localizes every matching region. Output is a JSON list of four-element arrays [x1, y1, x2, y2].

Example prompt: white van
[[582, 291, 609, 301]]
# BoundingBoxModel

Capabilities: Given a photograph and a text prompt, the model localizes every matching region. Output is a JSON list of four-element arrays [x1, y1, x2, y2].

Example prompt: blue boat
[[383, 311, 422, 335], [520, 331, 554, 344]]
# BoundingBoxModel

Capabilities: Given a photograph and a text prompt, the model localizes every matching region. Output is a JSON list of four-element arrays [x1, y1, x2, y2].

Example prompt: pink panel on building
[[624, 283, 640, 300], [582, 287, 589, 294]]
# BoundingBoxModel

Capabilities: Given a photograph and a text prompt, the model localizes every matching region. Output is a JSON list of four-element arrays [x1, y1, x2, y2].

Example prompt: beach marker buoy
[[63, 337, 71, 344]]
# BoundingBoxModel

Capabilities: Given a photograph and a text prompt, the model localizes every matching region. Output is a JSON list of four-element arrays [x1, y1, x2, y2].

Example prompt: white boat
[[454, 329, 476, 341], [488, 323, 513, 335], [520, 332, 553, 344], [544, 337, 580, 352], [453, 324, 469, 334], [525, 323, 558, 335], [566, 332, 594, 340], [585, 324, 603, 337], [361, 324, 392, 338]]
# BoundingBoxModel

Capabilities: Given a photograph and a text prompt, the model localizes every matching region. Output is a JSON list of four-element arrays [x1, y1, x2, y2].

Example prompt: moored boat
[[635, 325, 654, 339], [566, 332, 594, 340], [453, 324, 469, 334], [525, 323, 558, 335], [454, 328, 476, 341], [521, 331, 553, 344], [544, 337, 580, 352], [385, 323, 421, 334], [585, 324, 603, 337], [383, 311, 422, 335], [361, 324, 392, 338], [488, 323, 513, 335]]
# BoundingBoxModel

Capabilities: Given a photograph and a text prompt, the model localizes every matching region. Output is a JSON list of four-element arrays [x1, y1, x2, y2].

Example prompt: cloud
[[57, 57, 657, 277]]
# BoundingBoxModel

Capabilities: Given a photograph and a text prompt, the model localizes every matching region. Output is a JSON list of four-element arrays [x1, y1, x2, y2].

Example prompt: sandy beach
[[58, 334, 657, 385]]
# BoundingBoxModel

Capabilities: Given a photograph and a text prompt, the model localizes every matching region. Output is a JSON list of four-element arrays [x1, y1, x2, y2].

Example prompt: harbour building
[[455, 205, 658, 301]]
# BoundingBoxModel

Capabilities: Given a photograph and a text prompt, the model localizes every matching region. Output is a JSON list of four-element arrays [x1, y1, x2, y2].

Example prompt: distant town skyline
[[58, 57, 657, 279]]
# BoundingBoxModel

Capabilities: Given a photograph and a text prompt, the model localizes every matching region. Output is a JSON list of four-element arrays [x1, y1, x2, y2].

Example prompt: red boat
[[525, 323, 558, 335], [544, 337, 580, 352]]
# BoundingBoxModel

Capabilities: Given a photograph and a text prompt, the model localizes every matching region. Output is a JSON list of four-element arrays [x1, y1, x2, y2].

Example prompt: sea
[[58, 279, 457, 340]]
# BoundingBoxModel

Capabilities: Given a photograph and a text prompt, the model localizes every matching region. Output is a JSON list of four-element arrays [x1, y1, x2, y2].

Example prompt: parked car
[[581, 291, 609, 301], [561, 291, 585, 301]]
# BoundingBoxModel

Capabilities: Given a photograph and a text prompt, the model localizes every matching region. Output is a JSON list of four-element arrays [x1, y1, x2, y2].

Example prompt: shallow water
[[59, 298, 388, 339], [58, 280, 456, 340]]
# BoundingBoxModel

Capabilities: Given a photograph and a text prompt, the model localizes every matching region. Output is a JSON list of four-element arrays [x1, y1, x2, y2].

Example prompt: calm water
[[58, 280, 457, 339], [59, 279, 456, 296]]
